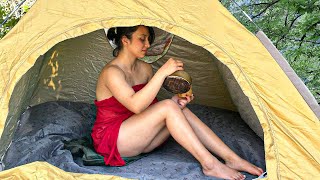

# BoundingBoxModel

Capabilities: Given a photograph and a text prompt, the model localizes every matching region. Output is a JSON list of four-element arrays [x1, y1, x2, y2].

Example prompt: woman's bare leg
[[117, 99, 245, 180], [182, 107, 264, 176], [142, 127, 169, 153]]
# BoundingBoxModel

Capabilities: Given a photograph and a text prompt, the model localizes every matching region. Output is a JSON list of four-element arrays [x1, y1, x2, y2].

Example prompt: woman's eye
[[140, 38, 145, 42]]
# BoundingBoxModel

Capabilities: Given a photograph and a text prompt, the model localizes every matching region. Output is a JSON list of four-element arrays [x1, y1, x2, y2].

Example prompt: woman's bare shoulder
[[101, 62, 124, 75], [138, 60, 153, 74], [99, 63, 126, 86]]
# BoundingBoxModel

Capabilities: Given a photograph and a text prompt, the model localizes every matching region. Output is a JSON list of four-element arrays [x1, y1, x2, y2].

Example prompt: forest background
[[1, 0, 319, 103]]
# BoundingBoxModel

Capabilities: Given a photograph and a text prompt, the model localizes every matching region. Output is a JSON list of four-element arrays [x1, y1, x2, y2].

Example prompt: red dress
[[91, 84, 158, 166]]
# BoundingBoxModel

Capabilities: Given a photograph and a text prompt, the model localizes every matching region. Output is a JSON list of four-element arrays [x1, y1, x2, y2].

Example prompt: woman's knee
[[158, 99, 181, 113]]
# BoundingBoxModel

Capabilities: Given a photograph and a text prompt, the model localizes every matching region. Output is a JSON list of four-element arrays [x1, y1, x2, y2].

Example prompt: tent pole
[[0, 0, 27, 28], [229, 0, 261, 33]]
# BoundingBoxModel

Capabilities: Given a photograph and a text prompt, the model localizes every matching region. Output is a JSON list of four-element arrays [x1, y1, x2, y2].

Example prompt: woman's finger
[[178, 101, 185, 107], [176, 62, 184, 67], [177, 66, 184, 71], [179, 98, 187, 105], [179, 98, 187, 104], [185, 96, 191, 103], [191, 94, 194, 101]]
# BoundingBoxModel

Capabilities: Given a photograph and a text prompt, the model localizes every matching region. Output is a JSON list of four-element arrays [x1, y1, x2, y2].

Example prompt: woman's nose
[[145, 39, 150, 48]]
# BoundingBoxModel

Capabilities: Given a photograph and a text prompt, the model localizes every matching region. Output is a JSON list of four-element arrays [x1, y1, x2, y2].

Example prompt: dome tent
[[0, 0, 319, 179]]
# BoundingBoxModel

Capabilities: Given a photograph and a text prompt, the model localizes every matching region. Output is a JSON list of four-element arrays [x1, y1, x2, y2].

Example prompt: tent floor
[[3, 101, 265, 179]]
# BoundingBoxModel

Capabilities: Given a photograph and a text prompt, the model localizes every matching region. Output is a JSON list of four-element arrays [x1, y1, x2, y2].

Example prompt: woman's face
[[125, 26, 151, 59]]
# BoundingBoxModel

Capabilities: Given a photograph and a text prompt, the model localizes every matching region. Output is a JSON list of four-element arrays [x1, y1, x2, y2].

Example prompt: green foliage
[[1, 5, 16, 38], [0, 2, 31, 38], [221, 0, 320, 103]]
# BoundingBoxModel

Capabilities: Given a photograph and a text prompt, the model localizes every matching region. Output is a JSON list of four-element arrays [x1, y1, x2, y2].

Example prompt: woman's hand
[[158, 58, 184, 77], [171, 94, 194, 109]]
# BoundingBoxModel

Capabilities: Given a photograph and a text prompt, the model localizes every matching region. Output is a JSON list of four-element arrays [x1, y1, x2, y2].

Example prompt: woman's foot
[[225, 157, 264, 176], [202, 159, 246, 180]]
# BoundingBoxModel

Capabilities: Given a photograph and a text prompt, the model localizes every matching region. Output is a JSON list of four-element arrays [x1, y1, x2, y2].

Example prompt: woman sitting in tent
[[91, 25, 263, 180]]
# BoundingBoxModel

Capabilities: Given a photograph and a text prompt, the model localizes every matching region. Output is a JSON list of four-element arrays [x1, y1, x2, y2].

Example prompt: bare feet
[[225, 157, 264, 177], [202, 159, 246, 180]]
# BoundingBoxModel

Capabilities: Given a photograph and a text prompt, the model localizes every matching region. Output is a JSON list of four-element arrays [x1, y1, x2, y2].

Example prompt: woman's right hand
[[158, 58, 184, 77], [171, 94, 194, 109]]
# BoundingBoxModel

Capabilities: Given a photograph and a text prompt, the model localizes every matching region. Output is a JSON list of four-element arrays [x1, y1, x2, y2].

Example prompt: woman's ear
[[121, 36, 130, 46]]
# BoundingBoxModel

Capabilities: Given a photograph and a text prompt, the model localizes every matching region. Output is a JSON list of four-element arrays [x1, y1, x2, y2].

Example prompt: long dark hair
[[107, 25, 155, 57]]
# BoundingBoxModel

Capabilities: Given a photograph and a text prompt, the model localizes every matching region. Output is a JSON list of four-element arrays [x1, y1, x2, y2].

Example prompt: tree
[[220, 0, 320, 103], [0, 0, 34, 38], [0, 4, 19, 37]]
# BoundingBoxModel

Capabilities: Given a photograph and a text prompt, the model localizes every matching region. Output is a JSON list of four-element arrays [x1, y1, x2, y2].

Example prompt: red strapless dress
[[91, 84, 158, 166]]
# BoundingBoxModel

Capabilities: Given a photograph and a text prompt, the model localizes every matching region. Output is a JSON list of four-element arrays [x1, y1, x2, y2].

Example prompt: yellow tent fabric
[[0, 0, 319, 179], [0, 161, 128, 180]]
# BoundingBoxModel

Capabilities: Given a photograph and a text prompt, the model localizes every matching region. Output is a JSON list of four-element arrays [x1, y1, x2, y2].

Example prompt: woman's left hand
[[171, 94, 194, 109]]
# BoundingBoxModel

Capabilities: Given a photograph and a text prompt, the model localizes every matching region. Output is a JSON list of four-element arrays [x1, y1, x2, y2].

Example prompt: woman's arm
[[104, 58, 184, 114]]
